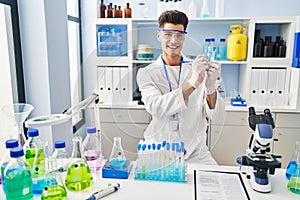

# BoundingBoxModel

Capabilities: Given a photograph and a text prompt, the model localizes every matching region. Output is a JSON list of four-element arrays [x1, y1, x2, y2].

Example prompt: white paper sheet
[[194, 170, 250, 200]]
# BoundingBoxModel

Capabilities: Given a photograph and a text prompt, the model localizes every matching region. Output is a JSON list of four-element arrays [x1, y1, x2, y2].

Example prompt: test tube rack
[[134, 141, 187, 183]]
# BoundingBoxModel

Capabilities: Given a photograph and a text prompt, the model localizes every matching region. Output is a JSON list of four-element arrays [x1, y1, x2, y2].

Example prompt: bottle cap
[[86, 126, 97, 134], [10, 147, 24, 158], [220, 38, 226, 42], [54, 140, 66, 149], [27, 128, 39, 137], [5, 139, 19, 149]]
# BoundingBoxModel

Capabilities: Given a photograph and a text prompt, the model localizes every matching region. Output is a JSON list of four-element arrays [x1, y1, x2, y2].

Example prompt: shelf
[[133, 60, 155, 64]]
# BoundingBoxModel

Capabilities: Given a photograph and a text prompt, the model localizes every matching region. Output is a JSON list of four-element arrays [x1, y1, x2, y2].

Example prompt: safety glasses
[[159, 29, 187, 40]]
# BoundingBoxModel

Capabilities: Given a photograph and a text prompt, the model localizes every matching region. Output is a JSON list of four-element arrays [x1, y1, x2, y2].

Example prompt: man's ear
[[157, 32, 161, 42]]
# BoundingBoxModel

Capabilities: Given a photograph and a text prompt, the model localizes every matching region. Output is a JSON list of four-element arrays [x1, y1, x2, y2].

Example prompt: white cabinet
[[273, 113, 300, 167], [90, 107, 150, 161]]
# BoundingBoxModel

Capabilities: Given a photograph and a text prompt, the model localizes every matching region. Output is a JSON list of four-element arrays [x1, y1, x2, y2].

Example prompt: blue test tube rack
[[134, 141, 187, 183]]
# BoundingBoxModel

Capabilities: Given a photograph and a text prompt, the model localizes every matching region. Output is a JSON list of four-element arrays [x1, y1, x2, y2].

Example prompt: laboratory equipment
[[109, 137, 126, 169], [200, 0, 210, 18], [136, 44, 154, 60], [102, 137, 132, 179], [236, 107, 281, 193], [41, 156, 67, 200], [124, 3, 131, 18], [227, 25, 248, 61], [52, 140, 70, 172], [1, 103, 34, 147], [215, 0, 224, 17], [23, 128, 46, 195], [98, 0, 106, 18], [217, 38, 227, 60], [4, 147, 33, 200], [286, 141, 300, 180], [188, 0, 196, 18], [0, 139, 19, 192], [286, 141, 300, 194], [86, 183, 120, 200], [82, 126, 103, 173], [65, 136, 93, 191], [135, 140, 186, 182], [292, 32, 300, 67]]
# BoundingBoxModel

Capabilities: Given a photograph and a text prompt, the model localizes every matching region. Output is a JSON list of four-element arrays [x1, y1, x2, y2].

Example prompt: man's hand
[[188, 55, 209, 89], [205, 61, 222, 95]]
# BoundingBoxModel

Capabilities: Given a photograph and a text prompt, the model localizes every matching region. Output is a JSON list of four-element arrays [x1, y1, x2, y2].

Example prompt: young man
[[137, 10, 225, 165]]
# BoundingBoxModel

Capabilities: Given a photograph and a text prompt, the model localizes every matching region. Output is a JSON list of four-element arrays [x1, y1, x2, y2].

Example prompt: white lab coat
[[136, 56, 225, 164]]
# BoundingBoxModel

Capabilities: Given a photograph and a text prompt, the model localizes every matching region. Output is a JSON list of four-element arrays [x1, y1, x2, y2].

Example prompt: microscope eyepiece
[[264, 108, 271, 117], [249, 107, 256, 115]]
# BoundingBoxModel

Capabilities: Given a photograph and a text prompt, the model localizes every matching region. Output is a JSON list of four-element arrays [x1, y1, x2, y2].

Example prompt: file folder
[[120, 67, 129, 102], [105, 67, 113, 103], [250, 68, 260, 105], [267, 69, 277, 106], [258, 69, 269, 105], [275, 69, 286, 106], [112, 67, 121, 103]]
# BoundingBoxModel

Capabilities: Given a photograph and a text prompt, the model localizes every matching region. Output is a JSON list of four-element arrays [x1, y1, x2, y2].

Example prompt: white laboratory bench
[[0, 164, 298, 200]]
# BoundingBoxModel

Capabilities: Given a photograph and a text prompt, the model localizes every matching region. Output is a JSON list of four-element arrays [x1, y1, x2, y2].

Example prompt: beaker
[[41, 157, 67, 200], [65, 136, 93, 191], [109, 137, 126, 169]]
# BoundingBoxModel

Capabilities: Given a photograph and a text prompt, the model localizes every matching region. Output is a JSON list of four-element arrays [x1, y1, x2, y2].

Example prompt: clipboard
[[194, 170, 250, 200]]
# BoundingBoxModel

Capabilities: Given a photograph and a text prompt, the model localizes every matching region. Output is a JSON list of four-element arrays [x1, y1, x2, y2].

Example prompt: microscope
[[237, 107, 281, 193]]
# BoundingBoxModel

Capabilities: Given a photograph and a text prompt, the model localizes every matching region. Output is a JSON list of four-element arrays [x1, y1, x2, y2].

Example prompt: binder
[[105, 67, 113, 103], [120, 67, 129, 102], [112, 67, 121, 103], [267, 69, 277, 106], [258, 69, 269, 105], [250, 68, 260, 105], [97, 67, 106, 92], [275, 69, 286, 105]]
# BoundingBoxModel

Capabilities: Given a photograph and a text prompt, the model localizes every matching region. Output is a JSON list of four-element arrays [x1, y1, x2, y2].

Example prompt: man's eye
[[164, 33, 172, 37]]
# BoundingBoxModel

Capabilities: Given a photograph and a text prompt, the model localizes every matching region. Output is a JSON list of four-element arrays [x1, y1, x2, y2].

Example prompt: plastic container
[[52, 140, 69, 171], [23, 128, 46, 195], [227, 25, 248, 61], [109, 137, 126, 169], [65, 136, 93, 191], [4, 147, 33, 200], [1, 139, 19, 192], [41, 157, 67, 200], [82, 126, 103, 173]]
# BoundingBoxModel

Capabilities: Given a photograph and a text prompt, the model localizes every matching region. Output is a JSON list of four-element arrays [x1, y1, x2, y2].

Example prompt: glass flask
[[65, 136, 93, 191], [1, 139, 19, 192], [41, 156, 67, 200], [4, 147, 33, 200], [24, 128, 46, 195], [286, 141, 300, 180], [82, 126, 103, 173], [52, 140, 70, 171], [109, 137, 126, 169]]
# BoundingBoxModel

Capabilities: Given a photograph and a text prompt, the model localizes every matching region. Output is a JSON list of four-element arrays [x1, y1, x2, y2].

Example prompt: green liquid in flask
[[26, 148, 45, 176], [65, 162, 93, 191], [41, 185, 67, 200], [288, 177, 300, 194]]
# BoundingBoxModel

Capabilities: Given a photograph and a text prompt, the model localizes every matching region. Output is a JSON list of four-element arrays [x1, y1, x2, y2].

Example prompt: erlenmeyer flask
[[287, 141, 300, 195], [1, 103, 34, 147], [65, 136, 93, 191], [286, 141, 300, 179], [41, 156, 67, 200], [109, 137, 126, 169]]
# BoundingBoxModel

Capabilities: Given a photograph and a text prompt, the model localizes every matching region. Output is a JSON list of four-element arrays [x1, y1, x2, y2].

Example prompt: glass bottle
[[117, 6, 123, 18], [65, 136, 93, 191], [286, 141, 300, 180], [107, 3, 113, 18], [52, 140, 69, 172], [99, 0, 106, 18], [82, 126, 103, 173], [23, 128, 46, 195], [41, 157, 67, 200], [217, 38, 227, 60], [4, 147, 33, 200], [124, 3, 131, 18], [109, 137, 126, 169], [1, 139, 19, 192]]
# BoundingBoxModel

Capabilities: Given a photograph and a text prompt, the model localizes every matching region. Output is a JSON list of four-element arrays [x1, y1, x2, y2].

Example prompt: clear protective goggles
[[159, 29, 187, 40]]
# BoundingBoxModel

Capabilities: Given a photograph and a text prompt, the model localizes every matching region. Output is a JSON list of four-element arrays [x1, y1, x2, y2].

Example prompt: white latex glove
[[205, 61, 222, 95], [188, 55, 209, 89]]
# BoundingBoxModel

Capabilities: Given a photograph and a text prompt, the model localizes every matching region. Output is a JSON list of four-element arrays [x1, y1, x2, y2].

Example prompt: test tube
[[151, 143, 156, 179], [147, 144, 152, 179], [136, 143, 142, 179], [141, 144, 147, 179], [156, 143, 162, 179]]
